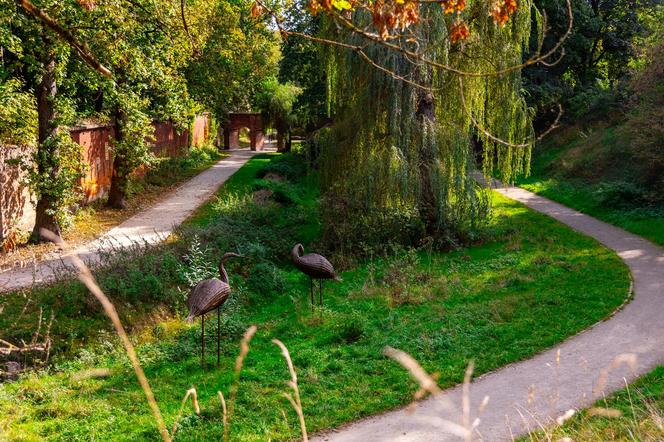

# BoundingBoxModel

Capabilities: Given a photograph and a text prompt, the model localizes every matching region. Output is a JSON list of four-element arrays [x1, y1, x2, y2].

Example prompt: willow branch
[[459, 77, 563, 148], [331, 0, 573, 78], [15, 0, 113, 78], [534, 103, 563, 141], [260, 0, 573, 79]]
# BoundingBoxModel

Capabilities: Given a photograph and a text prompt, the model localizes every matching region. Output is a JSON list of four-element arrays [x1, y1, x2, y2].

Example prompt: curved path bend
[[0, 148, 267, 294], [315, 183, 664, 441]]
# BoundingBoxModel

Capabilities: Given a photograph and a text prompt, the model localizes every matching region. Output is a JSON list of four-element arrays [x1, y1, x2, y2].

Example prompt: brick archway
[[223, 113, 265, 151]]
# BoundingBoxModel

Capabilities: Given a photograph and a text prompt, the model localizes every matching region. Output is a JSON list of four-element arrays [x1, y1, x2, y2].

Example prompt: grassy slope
[[526, 366, 664, 441], [0, 154, 630, 441], [516, 125, 664, 247]]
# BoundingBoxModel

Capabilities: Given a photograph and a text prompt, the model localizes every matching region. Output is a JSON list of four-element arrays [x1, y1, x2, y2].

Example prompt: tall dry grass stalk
[[40, 229, 171, 442], [273, 338, 308, 442], [224, 325, 257, 442], [171, 388, 201, 437], [217, 391, 228, 431], [382, 346, 472, 439]]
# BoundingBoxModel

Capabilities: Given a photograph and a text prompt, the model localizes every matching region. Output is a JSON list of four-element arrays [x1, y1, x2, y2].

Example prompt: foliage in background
[[256, 77, 302, 151], [186, 0, 280, 118], [0, 79, 37, 146], [621, 40, 664, 196], [278, 0, 329, 130], [517, 5, 664, 247], [523, 0, 659, 124]]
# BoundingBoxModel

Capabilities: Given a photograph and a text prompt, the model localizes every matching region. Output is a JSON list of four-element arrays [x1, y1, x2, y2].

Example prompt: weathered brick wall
[[71, 125, 116, 203], [0, 145, 35, 245], [191, 113, 210, 147], [1, 114, 211, 245]]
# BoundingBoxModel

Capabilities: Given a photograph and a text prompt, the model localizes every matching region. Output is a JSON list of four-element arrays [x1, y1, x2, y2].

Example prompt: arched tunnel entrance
[[223, 113, 265, 151]]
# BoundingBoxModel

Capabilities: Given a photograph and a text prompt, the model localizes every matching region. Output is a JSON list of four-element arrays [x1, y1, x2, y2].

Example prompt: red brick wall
[[191, 113, 210, 147], [1, 114, 211, 243], [73, 114, 211, 202], [0, 145, 35, 246], [71, 125, 116, 203]]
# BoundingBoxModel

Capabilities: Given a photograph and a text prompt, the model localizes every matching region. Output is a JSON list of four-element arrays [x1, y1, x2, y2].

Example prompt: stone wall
[[0, 145, 35, 246]]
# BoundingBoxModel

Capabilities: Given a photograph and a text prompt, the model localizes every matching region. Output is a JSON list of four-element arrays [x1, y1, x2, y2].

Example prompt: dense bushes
[[319, 197, 426, 264], [622, 42, 664, 196]]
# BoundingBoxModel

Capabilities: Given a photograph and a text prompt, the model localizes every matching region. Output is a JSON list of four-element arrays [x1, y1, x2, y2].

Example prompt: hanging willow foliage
[[317, 0, 539, 252]]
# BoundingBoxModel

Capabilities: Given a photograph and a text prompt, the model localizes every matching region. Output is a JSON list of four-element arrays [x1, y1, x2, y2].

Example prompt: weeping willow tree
[[304, 0, 541, 251]]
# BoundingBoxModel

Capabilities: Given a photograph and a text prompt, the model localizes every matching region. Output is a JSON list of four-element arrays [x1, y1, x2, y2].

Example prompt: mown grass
[[517, 126, 664, 247], [526, 366, 664, 441], [0, 153, 630, 441]]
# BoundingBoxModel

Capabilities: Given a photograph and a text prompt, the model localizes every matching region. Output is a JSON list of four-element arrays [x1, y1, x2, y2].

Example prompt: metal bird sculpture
[[291, 243, 340, 312], [187, 252, 242, 368]]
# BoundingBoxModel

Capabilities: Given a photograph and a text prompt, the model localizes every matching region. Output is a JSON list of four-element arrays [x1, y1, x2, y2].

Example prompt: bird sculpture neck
[[291, 244, 304, 262], [219, 257, 229, 284]]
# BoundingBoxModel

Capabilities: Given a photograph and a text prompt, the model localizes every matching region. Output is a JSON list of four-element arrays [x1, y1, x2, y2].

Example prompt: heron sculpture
[[291, 243, 340, 312], [187, 252, 242, 368]]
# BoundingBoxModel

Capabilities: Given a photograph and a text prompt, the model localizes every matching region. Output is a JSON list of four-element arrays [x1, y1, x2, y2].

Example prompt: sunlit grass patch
[[0, 153, 631, 441]]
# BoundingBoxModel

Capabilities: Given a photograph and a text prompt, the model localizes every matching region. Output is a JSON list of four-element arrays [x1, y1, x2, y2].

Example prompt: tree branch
[[15, 0, 113, 78]]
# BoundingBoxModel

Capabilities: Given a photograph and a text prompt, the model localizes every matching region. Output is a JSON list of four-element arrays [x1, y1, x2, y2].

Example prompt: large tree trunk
[[107, 107, 129, 209], [30, 34, 60, 243], [416, 90, 438, 234], [276, 130, 286, 152], [285, 130, 292, 152]]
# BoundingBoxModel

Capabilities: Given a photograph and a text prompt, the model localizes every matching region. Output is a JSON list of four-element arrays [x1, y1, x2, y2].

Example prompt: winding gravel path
[[0, 148, 266, 293], [314, 183, 664, 441]]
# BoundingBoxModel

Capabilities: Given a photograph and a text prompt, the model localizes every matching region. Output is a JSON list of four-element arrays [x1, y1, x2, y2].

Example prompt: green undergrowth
[[526, 366, 664, 441], [0, 153, 630, 441], [517, 125, 664, 247]]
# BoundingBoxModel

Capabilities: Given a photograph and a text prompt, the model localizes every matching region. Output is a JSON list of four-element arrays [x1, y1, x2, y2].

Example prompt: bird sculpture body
[[291, 243, 340, 311], [187, 252, 241, 368]]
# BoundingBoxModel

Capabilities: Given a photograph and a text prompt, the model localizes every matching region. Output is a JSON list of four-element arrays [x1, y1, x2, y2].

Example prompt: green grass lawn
[[516, 127, 664, 247], [525, 366, 664, 441], [0, 153, 630, 441]]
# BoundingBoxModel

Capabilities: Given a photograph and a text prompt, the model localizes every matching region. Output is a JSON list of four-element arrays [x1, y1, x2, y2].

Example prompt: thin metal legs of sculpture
[[200, 306, 222, 369], [309, 277, 324, 312]]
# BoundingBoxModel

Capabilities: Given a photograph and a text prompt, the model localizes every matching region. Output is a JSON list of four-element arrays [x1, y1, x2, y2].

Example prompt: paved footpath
[[0, 148, 266, 293], [314, 183, 664, 441]]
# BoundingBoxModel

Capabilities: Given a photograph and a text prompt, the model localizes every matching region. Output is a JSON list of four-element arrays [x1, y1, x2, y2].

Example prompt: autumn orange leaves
[[252, 0, 519, 45], [370, 0, 421, 39], [491, 0, 518, 26]]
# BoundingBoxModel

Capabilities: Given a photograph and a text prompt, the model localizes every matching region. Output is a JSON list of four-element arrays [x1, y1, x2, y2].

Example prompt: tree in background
[[257, 77, 301, 152], [186, 0, 280, 134], [278, 0, 328, 131], [77, 0, 199, 208], [2, 0, 85, 241], [523, 0, 659, 123], [622, 40, 664, 197], [259, 0, 545, 251]]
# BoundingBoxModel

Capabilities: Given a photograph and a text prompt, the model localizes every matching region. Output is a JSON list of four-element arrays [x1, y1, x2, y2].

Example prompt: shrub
[[321, 310, 367, 344], [244, 261, 290, 301], [592, 181, 646, 209], [320, 195, 426, 264], [622, 42, 664, 198], [255, 152, 306, 181]]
